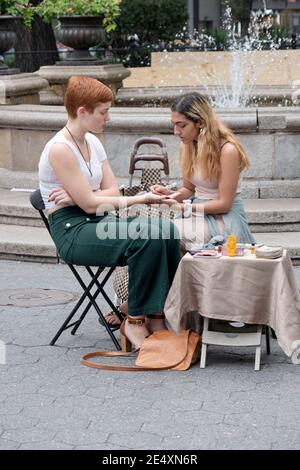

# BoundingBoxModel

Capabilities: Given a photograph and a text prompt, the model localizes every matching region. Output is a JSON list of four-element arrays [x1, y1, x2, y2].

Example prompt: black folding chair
[[30, 189, 123, 350]]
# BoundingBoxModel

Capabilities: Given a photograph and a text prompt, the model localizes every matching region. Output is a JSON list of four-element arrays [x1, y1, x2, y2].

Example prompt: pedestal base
[[0, 67, 20, 75], [37, 64, 131, 105], [0, 73, 48, 104], [56, 58, 107, 66]]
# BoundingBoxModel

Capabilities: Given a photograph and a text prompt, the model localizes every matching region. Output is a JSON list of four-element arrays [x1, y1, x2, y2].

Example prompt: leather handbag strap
[[80, 350, 184, 371], [81, 330, 198, 372]]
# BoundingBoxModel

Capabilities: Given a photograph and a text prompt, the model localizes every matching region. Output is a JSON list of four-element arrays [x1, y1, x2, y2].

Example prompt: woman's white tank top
[[39, 131, 107, 209]]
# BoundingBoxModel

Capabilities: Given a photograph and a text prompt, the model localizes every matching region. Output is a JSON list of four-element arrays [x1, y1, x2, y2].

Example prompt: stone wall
[[124, 50, 300, 88]]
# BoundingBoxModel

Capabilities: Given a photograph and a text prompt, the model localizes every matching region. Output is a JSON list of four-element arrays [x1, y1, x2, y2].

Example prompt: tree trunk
[[14, 2, 58, 73]]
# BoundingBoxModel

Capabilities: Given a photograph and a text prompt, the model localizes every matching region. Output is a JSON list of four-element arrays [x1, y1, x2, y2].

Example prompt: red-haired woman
[[38, 76, 180, 351]]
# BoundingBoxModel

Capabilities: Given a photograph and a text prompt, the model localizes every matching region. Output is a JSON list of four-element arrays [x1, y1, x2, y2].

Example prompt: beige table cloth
[[164, 250, 300, 357]]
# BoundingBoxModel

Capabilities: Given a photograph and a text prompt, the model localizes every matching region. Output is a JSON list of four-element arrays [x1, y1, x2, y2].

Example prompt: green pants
[[49, 206, 180, 316]]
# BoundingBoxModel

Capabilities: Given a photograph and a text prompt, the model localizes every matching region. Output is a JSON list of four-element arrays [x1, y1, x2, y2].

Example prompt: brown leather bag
[[80, 330, 201, 371]]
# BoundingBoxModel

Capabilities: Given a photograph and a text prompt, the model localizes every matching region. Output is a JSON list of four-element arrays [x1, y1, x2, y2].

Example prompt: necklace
[[65, 126, 92, 177]]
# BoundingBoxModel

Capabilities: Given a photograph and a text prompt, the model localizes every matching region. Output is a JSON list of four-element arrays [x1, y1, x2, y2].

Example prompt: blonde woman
[[151, 92, 255, 250], [104, 92, 255, 328]]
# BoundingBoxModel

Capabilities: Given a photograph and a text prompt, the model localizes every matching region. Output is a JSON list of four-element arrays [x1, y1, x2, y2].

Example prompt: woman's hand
[[137, 192, 183, 215], [161, 196, 183, 209], [139, 192, 166, 205], [162, 191, 182, 202], [48, 187, 75, 207], [150, 184, 174, 196]]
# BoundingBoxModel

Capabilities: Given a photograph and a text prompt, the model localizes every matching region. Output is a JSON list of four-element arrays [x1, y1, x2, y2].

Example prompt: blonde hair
[[171, 93, 250, 180]]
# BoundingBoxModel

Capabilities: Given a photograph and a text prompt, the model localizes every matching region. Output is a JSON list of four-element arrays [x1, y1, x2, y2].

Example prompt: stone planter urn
[[0, 16, 19, 74], [54, 16, 105, 65]]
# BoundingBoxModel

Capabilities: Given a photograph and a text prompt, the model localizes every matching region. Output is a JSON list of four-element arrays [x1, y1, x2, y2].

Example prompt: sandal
[[120, 316, 149, 352], [98, 306, 126, 330]]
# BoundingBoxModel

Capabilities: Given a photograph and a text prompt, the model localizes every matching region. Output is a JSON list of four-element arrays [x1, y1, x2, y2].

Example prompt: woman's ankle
[[123, 316, 149, 350], [146, 314, 165, 320], [146, 314, 167, 333], [119, 301, 128, 315]]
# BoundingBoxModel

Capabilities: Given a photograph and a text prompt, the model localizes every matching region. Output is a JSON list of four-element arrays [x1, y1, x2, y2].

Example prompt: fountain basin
[[0, 104, 300, 198], [121, 50, 300, 107], [116, 85, 296, 107]]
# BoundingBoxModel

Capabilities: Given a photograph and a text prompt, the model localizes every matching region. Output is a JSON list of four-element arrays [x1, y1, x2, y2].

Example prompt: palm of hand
[[150, 185, 172, 196], [144, 192, 165, 204]]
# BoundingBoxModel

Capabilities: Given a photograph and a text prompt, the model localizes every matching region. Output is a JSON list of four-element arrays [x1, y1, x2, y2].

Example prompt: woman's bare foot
[[104, 301, 128, 327]]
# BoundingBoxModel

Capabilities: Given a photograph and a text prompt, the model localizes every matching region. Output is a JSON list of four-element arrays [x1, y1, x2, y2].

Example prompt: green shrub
[[3, 51, 15, 67], [208, 29, 228, 50], [116, 0, 188, 43], [35, 0, 121, 31], [101, 0, 188, 67], [271, 26, 289, 41]]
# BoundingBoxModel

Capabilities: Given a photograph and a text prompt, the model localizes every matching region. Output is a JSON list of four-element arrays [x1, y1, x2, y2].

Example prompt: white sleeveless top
[[39, 131, 107, 209]]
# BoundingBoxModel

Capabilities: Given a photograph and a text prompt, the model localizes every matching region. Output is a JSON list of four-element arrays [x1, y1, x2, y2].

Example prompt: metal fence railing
[[3, 39, 300, 72]]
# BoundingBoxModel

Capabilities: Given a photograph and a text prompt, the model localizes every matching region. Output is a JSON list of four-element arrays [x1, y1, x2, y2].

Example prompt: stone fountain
[[117, 4, 300, 108], [1, 4, 300, 188], [0, 3, 299, 184], [0, 3, 299, 262]]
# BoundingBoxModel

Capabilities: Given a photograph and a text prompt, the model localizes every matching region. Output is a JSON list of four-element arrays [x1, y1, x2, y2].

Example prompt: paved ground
[[0, 260, 299, 451]]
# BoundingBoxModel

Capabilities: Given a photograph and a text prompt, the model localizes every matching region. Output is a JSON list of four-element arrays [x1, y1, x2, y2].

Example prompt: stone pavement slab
[[0, 260, 299, 450]]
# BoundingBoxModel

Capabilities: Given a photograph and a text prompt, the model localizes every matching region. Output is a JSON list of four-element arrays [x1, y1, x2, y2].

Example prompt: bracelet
[[183, 200, 192, 218]]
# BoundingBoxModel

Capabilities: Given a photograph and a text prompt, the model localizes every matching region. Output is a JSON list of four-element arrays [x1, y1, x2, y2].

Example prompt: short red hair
[[64, 76, 113, 118]]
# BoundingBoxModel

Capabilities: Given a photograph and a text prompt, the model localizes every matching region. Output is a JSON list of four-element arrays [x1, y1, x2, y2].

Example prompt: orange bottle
[[226, 234, 237, 257]]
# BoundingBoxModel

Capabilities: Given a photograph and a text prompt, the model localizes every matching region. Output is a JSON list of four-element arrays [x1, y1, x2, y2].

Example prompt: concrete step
[[1, 189, 299, 232], [0, 189, 299, 264], [0, 224, 57, 263], [1, 168, 300, 199], [0, 224, 299, 265], [0, 189, 43, 227], [244, 199, 300, 232], [0, 169, 39, 191]]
